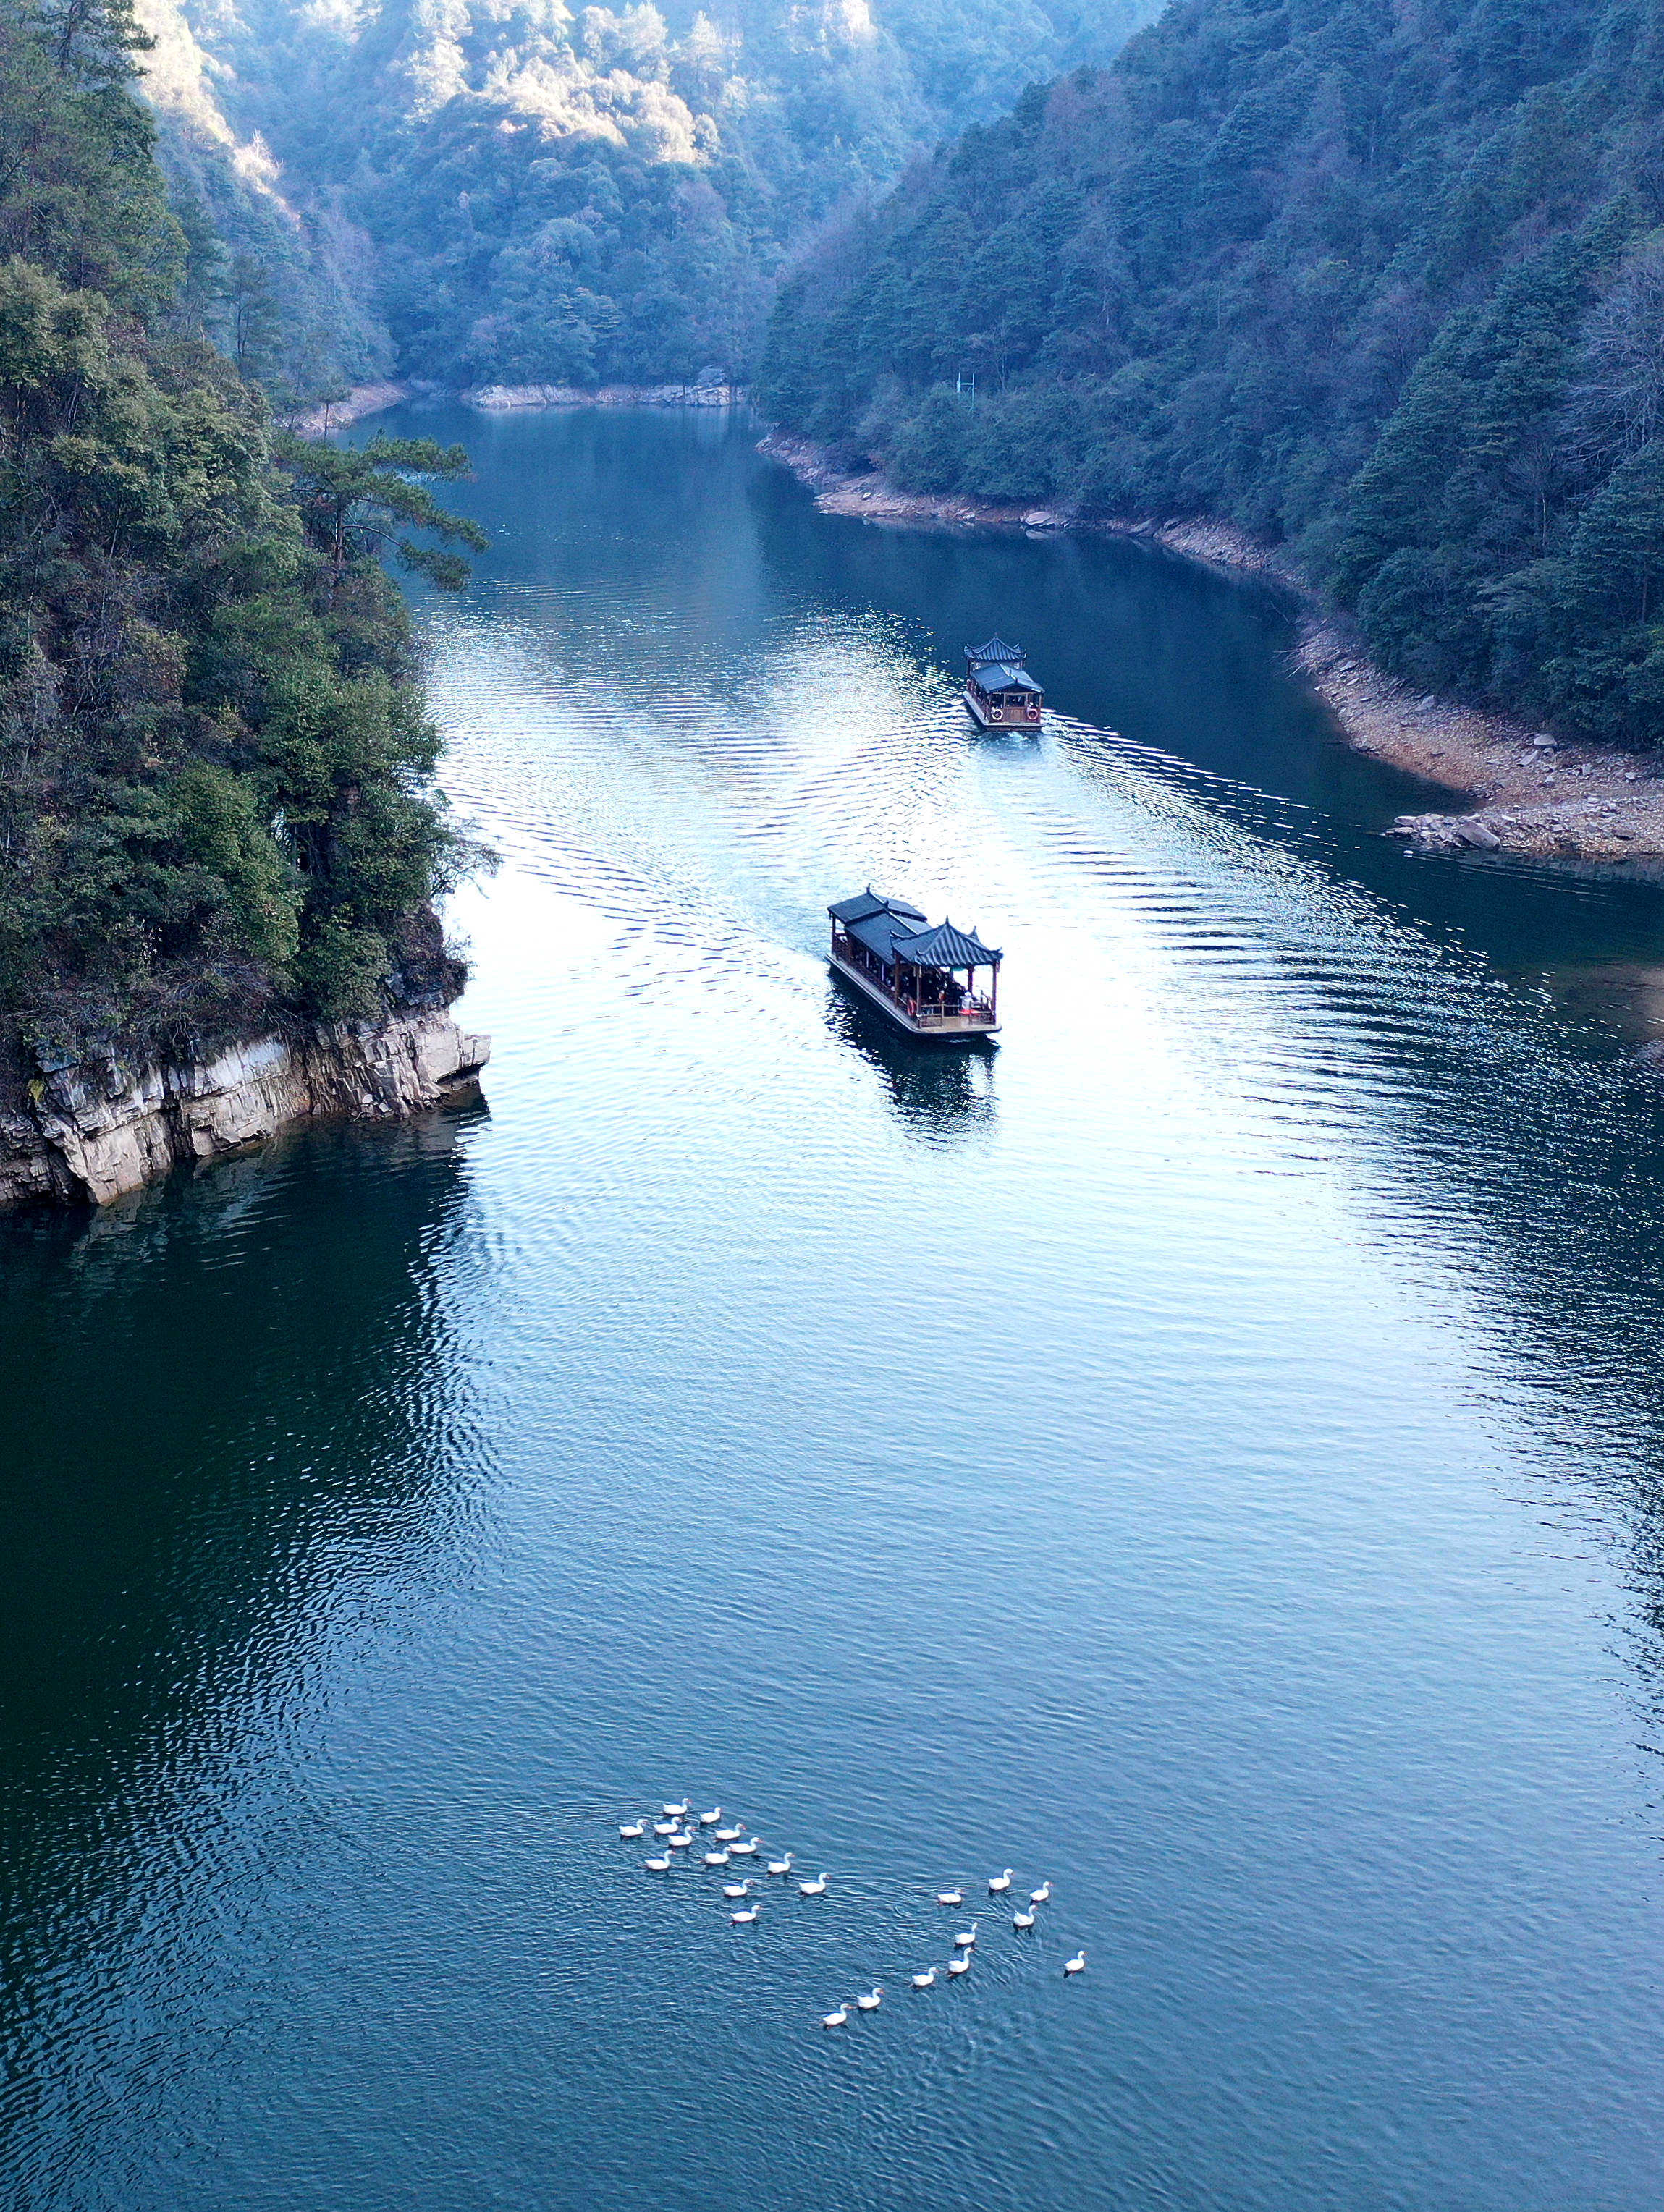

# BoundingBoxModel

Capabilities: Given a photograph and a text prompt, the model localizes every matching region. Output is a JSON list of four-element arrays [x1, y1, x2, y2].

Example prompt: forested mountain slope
[[139, 0, 1160, 392], [0, 0, 470, 1075], [759, 0, 1664, 748], [137, 0, 394, 402]]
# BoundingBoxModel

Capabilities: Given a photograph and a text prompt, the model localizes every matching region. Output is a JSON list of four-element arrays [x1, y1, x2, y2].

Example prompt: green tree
[[273, 433, 489, 591]]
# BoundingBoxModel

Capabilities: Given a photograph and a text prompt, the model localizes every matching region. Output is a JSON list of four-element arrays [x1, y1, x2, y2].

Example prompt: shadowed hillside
[[759, 0, 1664, 750]]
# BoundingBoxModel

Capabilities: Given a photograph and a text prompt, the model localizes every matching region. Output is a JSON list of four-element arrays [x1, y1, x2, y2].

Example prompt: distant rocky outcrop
[[465, 382, 744, 412], [0, 1012, 489, 1212]]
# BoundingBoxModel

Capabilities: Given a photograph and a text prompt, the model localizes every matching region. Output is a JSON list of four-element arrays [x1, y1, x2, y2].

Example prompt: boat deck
[[829, 949, 1000, 1041]]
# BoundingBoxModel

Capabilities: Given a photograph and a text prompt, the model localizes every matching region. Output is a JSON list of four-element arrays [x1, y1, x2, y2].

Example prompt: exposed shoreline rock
[[757, 431, 1664, 864], [0, 1008, 490, 1213], [285, 381, 408, 438], [465, 380, 745, 412]]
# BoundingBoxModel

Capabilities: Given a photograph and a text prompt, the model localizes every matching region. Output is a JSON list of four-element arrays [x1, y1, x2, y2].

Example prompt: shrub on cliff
[[0, 0, 474, 1068]]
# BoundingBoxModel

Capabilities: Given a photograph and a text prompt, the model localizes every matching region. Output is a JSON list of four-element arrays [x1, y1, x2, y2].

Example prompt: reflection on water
[[0, 1109, 485, 2202], [7, 407, 1664, 2211], [824, 981, 998, 1141]]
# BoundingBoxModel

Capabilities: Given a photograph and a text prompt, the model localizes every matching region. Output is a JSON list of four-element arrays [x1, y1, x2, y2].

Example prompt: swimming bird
[[989, 1870, 1013, 1894], [767, 1852, 794, 1876], [936, 1888, 963, 1907], [620, 1819, 646, 1840], [1013, 1906, 1036, 1930], [822, 2001, 850, 2028], [1029, 1882, 1052, 1906], [911, 1967, 937, 1991], [798, 1873, 829, 1897], [653, 1821, 676, 1837], [1064, 1949, 1086, 1976], [645, 1852, 672, 1872], [714, 1822, 743, 1843], [722, 1878, 751, 1900], [856, 1987, 883, 2012], [731, 1902, 762, 1925], [704, 1848, 731, 1868], [698, 1807, 722, 1826], [947, 1954, 971, 1977], [663, 1800, 689, 1818], [668, 1831, 692, 1849], [954, 1920, 978, 1949], [729, 1836, 759, 1857]]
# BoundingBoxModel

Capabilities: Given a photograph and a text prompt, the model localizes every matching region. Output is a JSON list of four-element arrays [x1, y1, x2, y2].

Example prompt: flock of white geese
[[621, 1800, 1085, 2028]]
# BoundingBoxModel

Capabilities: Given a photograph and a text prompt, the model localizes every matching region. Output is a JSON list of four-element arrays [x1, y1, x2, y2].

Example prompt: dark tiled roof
[[967, 635, 1023, 666], [893, 920, 1001, 970], [832, 891, 1000, 971], [972, 662, 1040, 692], [828, 887, 926, 927]]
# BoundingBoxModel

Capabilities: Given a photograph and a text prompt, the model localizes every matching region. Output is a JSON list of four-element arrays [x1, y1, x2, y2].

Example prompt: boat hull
[[829, 952, 1000, 1043]]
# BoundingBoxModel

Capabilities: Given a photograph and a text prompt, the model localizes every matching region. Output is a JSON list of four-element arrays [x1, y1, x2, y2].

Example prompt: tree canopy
[[0, 0, 473, 1079], [134, 1, 1162, 397], [759, 0, 1664, 750]]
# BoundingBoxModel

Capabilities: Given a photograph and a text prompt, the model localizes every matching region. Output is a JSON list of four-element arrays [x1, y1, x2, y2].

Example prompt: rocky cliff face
[[0, 1009, 490, 1211]]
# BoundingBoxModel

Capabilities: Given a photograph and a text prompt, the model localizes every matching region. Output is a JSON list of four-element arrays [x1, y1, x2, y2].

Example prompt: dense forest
[[0, 0, 476, 1075], [759, 0, 1664, 750], [135, 0, 1161, 395]]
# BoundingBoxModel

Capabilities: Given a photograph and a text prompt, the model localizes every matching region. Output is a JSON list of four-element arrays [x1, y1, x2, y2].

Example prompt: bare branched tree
[[1566, 239, 1664, 468]]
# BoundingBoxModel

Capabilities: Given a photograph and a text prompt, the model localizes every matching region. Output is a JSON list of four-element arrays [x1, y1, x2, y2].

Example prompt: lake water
[[6, 407, 1664, 2210]]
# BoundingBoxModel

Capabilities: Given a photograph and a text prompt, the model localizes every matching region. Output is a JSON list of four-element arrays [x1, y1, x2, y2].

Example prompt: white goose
[[798, 1873, 829, 1897], [645, 1851, 672, 1872], [698, 1807, 722, 1826], [1029, 1882, 1052, 1906], [652, 1821, 676, 1838], [714, 1822, 743, 1844], [663, 1800, 689, 1818], [911, 1967, 937, 1991], [620, 1819, 646, 1840], [1064, 1949, 1086, 1976], [668, 1830, 693, 1849], [722, 1878, 751, 1901], [703, 1848, 731, 1868], [1013, 1905, 1036, 1931], [989, 1870, 1014, 1894], [856, 1986, 883, 2012], [767, 1852, 794, 1877], [954, 1920, 978, 1950], [822, 2000, 850, 2028], [731, 1902, 762, 1925], [936, 1888, 963, 1907], [947, 1953, 971, 1977], [730, 1836, 759, 1857]]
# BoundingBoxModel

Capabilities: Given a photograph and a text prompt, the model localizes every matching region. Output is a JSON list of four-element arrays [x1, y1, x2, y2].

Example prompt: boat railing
[[911, 1004, 996, 1027], [833, 936, 996, 1027]]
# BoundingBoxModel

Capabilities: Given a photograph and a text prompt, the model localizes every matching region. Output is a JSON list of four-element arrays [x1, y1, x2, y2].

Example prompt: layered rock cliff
[[0, 1010, 490, 1211]]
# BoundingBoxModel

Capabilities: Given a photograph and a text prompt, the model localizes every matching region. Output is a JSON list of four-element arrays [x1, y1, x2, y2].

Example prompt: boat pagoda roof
[[828, 887, 926, 928], [893, 919, 1001, 970], [831, 889, 1000, 970], [966, 637, 1039, 691]]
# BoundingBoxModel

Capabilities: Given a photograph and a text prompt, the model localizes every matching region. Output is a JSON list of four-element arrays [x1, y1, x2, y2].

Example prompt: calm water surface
[[7, 408, 1664, 2209]]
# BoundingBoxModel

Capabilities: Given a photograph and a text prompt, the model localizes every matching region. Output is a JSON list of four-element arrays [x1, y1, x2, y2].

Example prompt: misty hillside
[[760, 0, 1664, 749], [137, 0, 1161, 394]]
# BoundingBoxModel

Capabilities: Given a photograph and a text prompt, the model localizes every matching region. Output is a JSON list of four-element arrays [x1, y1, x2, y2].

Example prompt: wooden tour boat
[[964, 636, 1043, 730], [828, 890, 1001, 1041]]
